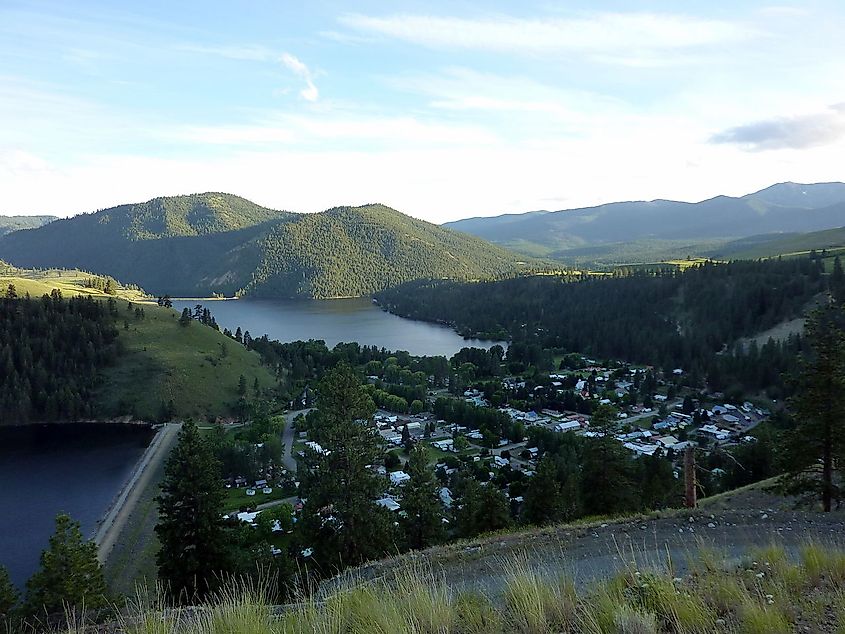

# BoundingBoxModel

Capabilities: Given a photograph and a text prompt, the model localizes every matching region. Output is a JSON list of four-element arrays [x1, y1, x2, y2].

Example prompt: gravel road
[[343, 488, 845, 598]]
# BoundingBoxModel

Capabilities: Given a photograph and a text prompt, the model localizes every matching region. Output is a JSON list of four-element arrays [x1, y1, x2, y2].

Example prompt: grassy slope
[[0, 268, 149, 302], [0, 267, 276, 421], [719, 226, 845, 260], [97, 304, 276, 421]]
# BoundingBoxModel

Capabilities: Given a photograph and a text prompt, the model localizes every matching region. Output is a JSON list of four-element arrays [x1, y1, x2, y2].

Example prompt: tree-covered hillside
[[244, 204, 534, 297], [0, 215, 55, 236], [0, 196, 536, 298], [376, 258, 835, 392]]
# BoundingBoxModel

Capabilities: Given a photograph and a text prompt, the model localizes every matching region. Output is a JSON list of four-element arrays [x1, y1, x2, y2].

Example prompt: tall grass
[[64, 541, 845, 634]]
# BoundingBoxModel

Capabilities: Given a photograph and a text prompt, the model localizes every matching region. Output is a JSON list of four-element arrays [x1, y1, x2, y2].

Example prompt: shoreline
[[95, 422, 181, 563]]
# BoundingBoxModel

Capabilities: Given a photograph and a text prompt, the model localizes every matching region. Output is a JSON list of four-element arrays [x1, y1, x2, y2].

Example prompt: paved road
[[282, 409, 310, 473], [621, 398, 682, 426], [95, 422, 181, 562]]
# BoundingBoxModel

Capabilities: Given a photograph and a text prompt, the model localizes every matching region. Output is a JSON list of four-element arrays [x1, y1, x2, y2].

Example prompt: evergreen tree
[[155, 421, 229, 601], [781, 306, 845, 511], [521, 456, 563, 525], [298, 362, 394, 572], [580, 405, 638, 516], [237, 374, 247, 396], [400, 445, 445, 550], [178, 307, 191, 327], [832, 256, 845, 302], [23, 514, 108, 620], [455, 479, 511, 537], [0, 565, 17, 627]]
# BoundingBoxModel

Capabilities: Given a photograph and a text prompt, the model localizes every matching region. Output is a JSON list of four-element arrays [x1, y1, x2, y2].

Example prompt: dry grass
[[67, 541, 845, 634]]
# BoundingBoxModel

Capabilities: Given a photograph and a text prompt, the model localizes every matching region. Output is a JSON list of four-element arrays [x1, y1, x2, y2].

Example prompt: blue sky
[[2, 0, 844, 222]]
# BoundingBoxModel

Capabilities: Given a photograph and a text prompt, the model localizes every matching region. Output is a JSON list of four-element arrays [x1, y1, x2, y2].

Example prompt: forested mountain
[[376, 257, 838, 395], [0, 195, 534, 298], [445, 182, 845, 259], [242, 204, 533, 297], [0, 215, 55, 236]]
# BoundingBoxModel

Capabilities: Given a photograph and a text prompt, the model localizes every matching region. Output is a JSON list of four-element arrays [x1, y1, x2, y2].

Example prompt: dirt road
[[345, 489, 845, 598], [95, 422, 181, 562], [282, 409, 310, 473]]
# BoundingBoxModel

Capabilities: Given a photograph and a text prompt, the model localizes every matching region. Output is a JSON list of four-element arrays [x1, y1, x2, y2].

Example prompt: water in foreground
[[172, 297, 505, 357], [0, 424, 153, 588]]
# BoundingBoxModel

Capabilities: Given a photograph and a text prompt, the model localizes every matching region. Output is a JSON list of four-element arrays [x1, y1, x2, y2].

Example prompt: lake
[[0, 424, 153, 589], [171, 298, 505, 357]]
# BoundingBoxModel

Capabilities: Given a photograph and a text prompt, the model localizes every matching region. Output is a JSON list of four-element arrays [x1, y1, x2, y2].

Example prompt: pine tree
[[521, 456, 563, 525], [0, 565, 17, 626], [580, 404, 637, 516], [23, 514, 108, 620], [155, 421, 229, 601], [298, 362, 394, 572], [178, 307, 191, 327], [455, 478, 511, 537], [832, 256, 845, 302], [400, 445, 445, 550], [781, 306, 845, 511]]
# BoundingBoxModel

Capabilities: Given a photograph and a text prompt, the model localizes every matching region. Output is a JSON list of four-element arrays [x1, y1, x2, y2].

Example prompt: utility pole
[[684, 446, 697, 509]]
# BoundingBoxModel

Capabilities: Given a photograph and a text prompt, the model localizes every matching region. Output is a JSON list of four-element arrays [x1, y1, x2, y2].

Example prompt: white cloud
[[711, 104, 845, 151], [339, 12, 760, 60], [281, 53, 319, 102]]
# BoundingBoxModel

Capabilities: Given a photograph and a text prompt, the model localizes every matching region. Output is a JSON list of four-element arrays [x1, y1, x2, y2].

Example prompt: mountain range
[[0, 193, 533, 298], [444, 182, 845, 260], [0, 215, 56, 236]]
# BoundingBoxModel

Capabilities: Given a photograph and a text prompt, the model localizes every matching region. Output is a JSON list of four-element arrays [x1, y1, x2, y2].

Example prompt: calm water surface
[[0, 424, 152, 588], [172, 298, 505, 357]]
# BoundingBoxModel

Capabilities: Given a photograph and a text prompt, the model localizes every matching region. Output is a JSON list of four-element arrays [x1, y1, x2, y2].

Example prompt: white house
[[389, 471, 411, 485], [376, 497, 401, 512], [554, 420, 581, 433]]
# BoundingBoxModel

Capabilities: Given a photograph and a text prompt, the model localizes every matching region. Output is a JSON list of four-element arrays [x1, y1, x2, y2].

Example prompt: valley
[[0, 184, 844, 634]]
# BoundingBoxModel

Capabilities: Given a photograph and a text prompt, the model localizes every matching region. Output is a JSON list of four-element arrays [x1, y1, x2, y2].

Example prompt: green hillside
[[0, 267, 275, 422], [245, 204, 536, 297], [96, 303, 275, 421], [0, 265, 149, 302], [0, 195, 537, 298], [0, 214, 55, 236], [713, 226, 845, 260]]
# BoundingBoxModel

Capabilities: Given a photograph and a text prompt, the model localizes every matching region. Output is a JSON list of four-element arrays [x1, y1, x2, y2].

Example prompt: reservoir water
[[0, 424, 153, 589], [171, 298, 505, 357]]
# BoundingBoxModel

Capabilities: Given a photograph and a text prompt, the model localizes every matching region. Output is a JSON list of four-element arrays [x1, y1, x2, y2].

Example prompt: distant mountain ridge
[[0, 193, 535, 298], [444, 182, 845, 258], [0, 215, 56, 236]]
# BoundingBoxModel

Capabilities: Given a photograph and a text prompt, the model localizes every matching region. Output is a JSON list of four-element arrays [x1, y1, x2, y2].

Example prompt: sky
[[1, 1, 844, 223]]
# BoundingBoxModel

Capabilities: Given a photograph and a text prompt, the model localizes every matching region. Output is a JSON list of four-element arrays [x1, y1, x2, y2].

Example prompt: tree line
[[0, 289, 120, 423], [376, 257, 833, 397]]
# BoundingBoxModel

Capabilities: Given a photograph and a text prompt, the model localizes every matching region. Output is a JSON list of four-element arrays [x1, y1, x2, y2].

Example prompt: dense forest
[[377, 257, 839, 394], [0, 289, 119, 423], [0, 195, 536, 298]]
